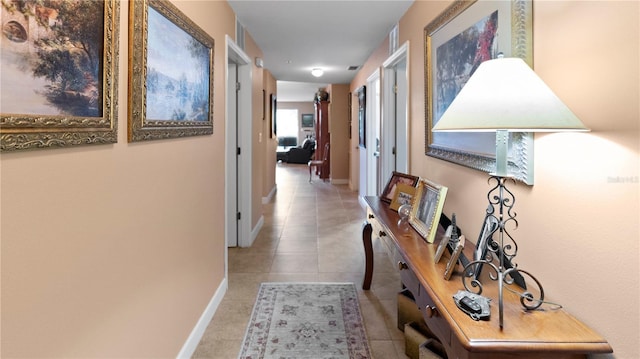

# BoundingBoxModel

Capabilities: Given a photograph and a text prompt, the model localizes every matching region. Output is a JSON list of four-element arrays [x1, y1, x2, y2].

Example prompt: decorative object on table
[[381, 171, 420, 204], [472, 206, 498, 278], [397, 203, 412, 222], [1, 0, 119, 152], [438, 213, 474, 276], [453, 290, 491, 321], [424, 0, 534, 184], [129, 0, 214, 142], [472, 205, 527, 289], [434, 225, 452, 263], [390, 183, 418, 211], [444, 234, 465, 280], [238, 282, 371, 359], [356, 86, 366, 148], [432, 56, 590, 329], [409, 178, 448, 243], [435, 213, 459, 263]]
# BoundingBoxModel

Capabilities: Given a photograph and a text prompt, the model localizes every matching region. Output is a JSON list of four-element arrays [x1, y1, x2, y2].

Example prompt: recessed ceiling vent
[[347, 66, 360, 71]]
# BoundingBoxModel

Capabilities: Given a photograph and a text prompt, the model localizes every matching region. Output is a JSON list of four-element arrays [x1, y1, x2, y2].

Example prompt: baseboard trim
[[331, 178, 349, 185], [176, 277, 228, 358], [246, 215, 264, 247], [262, 184, 277, 204]]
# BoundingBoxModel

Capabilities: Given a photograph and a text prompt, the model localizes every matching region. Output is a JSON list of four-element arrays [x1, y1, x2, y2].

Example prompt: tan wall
[[349, 36, 390, 191], [352, 1, 639, 357], [328, 84, 350, 182], [0, 1, 235, 357], [244, 32, 267, 228]]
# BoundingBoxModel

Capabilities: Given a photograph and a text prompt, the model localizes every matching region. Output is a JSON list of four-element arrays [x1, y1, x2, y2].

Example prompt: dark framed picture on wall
[[301, 113, 314, 129], [270, 94, 277, 138], [424, 0, 534, 184], [357, 86, 366, 148]]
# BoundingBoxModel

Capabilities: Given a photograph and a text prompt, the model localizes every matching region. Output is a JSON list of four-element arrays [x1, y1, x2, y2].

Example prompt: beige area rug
[[238, 282, 371, 359]]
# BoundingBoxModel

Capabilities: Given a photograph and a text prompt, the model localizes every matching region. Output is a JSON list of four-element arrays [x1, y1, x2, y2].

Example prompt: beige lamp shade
[[432, 57, 589, 132]]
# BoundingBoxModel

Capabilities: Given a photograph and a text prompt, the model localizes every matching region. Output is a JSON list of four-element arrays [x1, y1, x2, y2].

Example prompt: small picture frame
[[390, 183, 416, 211], [434, 225, 452, 263], [444, 235, 465, 280], [473, 208, 499, 279], [381, 171, 419, 204], [409, 178, 448, 243]]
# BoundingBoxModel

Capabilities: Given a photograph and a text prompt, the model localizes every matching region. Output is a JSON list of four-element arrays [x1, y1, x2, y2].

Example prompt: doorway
[[225, 36, 252, 249], [382, 42, 410, 179], [366, 70, 381, 196]]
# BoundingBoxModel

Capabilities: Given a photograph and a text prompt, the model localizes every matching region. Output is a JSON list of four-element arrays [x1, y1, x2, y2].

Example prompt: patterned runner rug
[[238, 282, 371, 359]]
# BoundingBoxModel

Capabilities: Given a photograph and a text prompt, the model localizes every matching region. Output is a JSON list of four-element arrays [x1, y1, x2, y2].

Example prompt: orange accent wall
[[352, 1, 639, 357], [1, 1, 235, 357]]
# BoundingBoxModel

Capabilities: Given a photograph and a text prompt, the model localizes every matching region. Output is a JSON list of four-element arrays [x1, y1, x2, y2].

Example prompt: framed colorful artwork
[[1, 0, 119, 151], [424, 0, 534, 184]]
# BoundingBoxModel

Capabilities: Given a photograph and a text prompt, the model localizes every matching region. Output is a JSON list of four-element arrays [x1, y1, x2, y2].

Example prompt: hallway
[[193, 163, 409, 358]]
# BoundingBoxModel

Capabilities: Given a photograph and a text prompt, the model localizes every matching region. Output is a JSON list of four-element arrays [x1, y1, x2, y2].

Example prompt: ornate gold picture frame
[[1, 0, 119, 152], [424, 0, 534, 184], [128, 0, 214, 142]]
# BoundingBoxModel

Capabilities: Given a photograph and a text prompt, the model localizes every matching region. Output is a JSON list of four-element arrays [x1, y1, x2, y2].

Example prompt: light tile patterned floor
[[192, 163, 409, 359]]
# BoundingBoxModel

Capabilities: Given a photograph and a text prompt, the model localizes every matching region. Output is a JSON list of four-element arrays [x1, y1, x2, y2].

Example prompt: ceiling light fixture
[[311, 68, 324, 77]]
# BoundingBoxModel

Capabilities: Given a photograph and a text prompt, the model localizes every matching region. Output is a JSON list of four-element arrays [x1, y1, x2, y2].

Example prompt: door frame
[[225, 35, 252, 254], [382, 41, 410, 175], [366, 69, 381, 196]]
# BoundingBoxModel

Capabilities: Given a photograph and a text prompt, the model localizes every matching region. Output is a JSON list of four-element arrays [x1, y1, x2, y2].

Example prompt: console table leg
[[362, 222, 373, 290]]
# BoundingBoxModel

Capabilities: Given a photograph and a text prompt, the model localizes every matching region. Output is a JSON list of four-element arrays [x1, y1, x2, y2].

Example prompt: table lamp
[[432, 55, 589, 329]]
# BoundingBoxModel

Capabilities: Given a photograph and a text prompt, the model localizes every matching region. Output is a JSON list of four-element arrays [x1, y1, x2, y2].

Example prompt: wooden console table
[[362, 196, 612, 359]]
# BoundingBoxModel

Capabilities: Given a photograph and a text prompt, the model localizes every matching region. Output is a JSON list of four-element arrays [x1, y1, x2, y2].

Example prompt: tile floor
[[192, 163, 410, 358]]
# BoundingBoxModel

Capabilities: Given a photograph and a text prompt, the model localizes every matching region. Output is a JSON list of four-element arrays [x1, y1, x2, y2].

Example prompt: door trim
[[225, 35, 252, 254], [366, 69, 380, 196], [382, 41, 410, 174]]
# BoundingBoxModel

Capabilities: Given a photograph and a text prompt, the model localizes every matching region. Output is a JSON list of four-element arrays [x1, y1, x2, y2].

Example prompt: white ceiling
[[228, 0, 414, 102]]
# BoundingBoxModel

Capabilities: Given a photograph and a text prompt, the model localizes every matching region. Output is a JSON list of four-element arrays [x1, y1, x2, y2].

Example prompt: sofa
[[283, 138, 316, 164]]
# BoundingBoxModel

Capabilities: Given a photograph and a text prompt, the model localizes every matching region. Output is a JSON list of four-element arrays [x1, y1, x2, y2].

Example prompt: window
[[276, 109, 298, 139]]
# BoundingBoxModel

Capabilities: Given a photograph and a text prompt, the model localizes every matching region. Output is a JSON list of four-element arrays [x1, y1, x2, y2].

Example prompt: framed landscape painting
[[424, 0, 534, 184], [0, 0, 119, 152], [128, 0, 214, 142]]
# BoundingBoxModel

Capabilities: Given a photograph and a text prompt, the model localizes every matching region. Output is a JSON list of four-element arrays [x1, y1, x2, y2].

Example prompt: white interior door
[[226, 36, 252, 249], [366, 70, 381, 196], [382, 42, 410, 178]]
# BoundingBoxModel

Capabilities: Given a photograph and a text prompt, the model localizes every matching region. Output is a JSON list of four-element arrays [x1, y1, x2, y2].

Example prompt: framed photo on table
[[129, 0, 214, 142], [424, 0, 534, 184], [409, 178, 448, 243], [381, 171, 419, 204], [444, 235, 465, 280], [1, 0, 119, 152], [390, 183, 417, 211]]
